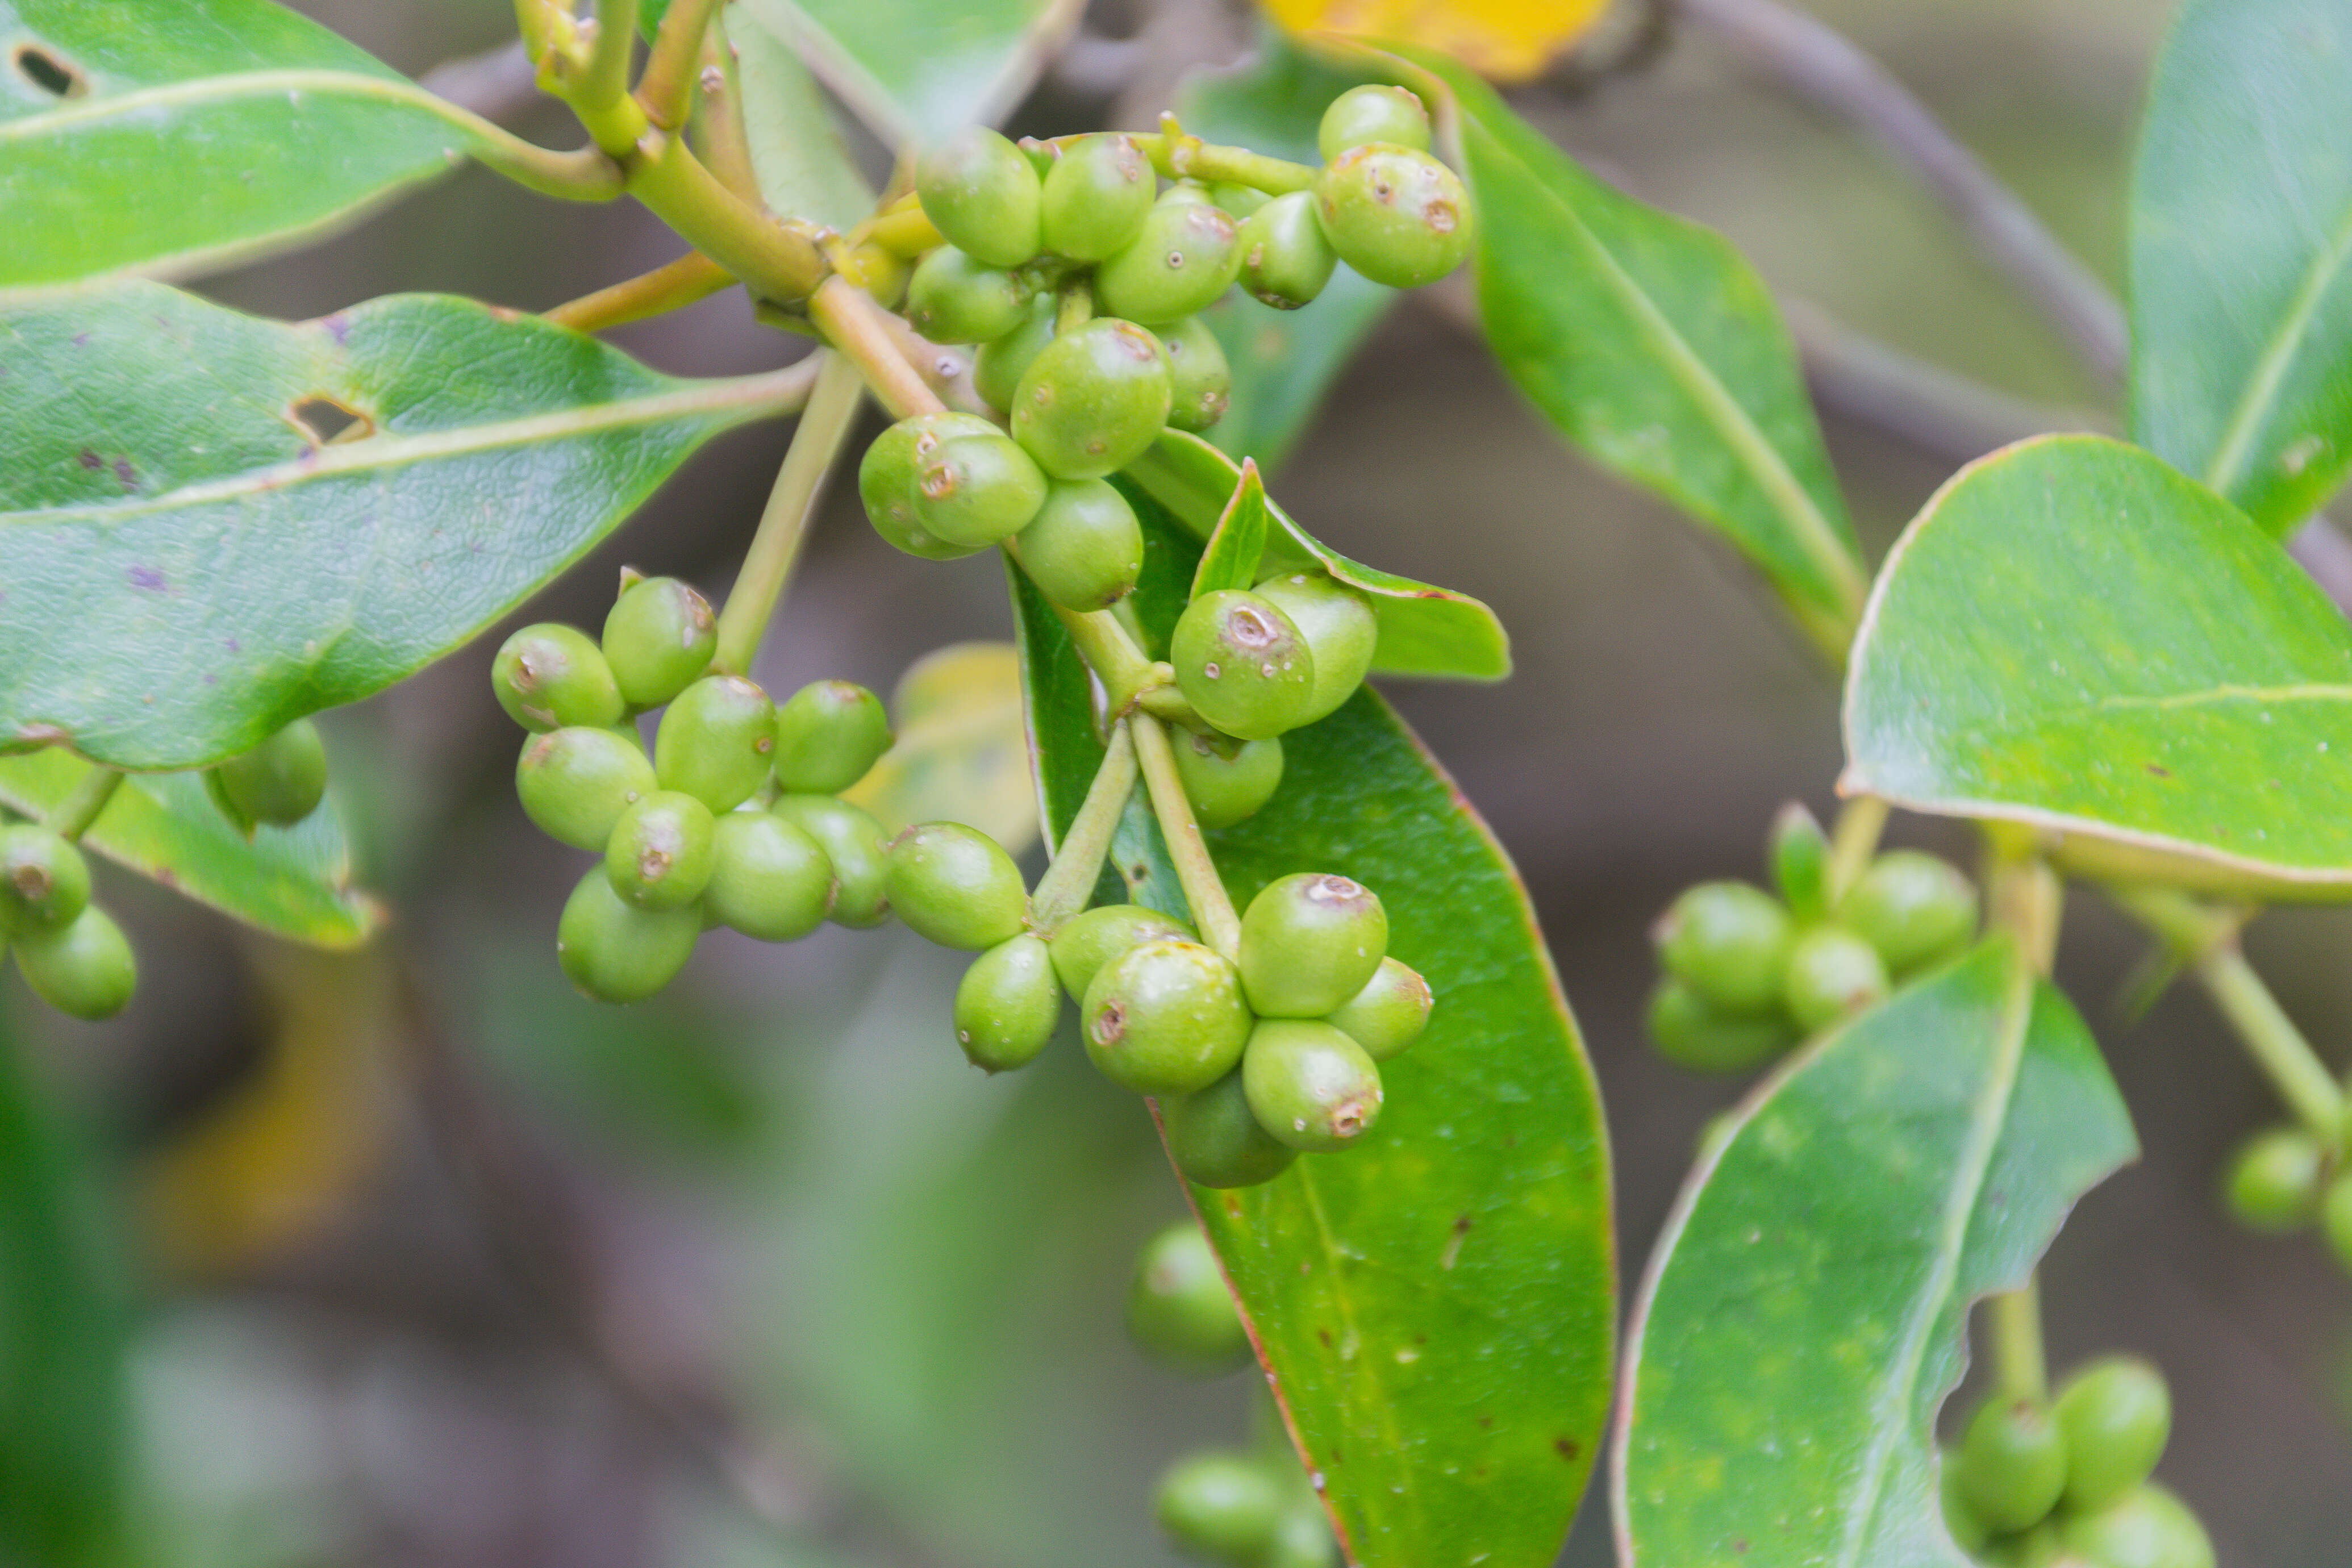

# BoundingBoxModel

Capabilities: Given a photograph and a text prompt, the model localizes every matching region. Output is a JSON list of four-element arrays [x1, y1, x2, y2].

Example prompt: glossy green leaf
[[1125, 432, 1511, 681], [728, 1, 874, 233], [0, 0, 491, 298], [0, 281, 807, 770], [2129, 0, 2352, 535], [1845, 434, 2352, 893], [1615, 940, 2135, 1567], [0, 750, 377, 949], [1015, 486, 1614, 1568], [1191, 459, 1271, 598]]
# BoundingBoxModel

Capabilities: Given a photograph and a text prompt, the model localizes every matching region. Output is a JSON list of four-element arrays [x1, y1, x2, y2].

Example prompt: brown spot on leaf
[[11, 42, 86, 97], [2145, 762, 2171, 778], [1554, 1437, 1580, 1460], [77, 449, 102, 470], [112, 456, 136, 491]]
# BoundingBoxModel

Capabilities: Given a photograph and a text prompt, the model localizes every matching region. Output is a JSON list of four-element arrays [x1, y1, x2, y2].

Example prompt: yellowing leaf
[[843, 642, 1037, 853], [1258, 0, 1607, 82]]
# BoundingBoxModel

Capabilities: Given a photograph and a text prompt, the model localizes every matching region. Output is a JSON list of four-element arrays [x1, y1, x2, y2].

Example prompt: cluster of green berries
[[1941, 1358, 2211, 1568], [491, 573, 900, 1003], [2221, 1121, 2352, 1273], [1646, 805, 1979, 1072], [0, 820, 134, 1020]]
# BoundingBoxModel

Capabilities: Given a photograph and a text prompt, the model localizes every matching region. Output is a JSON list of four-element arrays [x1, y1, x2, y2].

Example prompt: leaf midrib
[[2201, 194, 2352, 499], [0, 66, 463, 144]]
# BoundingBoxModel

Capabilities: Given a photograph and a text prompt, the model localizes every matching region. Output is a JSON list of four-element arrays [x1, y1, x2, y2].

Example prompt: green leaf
[[1125, 433, 1511, 681], [0, 750, 377, 949], [0, 281, 806, 770], [0, 0, 494, 298], [728, 1, 874, 232], [1015, 487, 1614, 1568], [1391, 49, 1866, 661], [1190, 459, 1271, 598], [1844, 434, 2352, 893], [2129, 0, 2352, 536], [1615, 941, 2136, 1568]]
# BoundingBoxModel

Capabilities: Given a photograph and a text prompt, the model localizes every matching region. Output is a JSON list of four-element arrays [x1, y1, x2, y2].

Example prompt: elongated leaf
[[0, 281, 807, 770], [1191, 460, 1271, 597], [843, 641, 1037, 853], [2129, 0, 2352, 536], [1015, 487, 1613, 1568], [1126, 433, 1511, 680], [1614, 941, 2135, 1567], [1845, 435, 2352, 893], [0, 0, 496, 298], [728, 1, 874, 232], [0, 751, 376, 948]]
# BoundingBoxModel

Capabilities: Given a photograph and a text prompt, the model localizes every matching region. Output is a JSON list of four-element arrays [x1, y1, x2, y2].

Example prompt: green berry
[[212, 719, 328, 827], [1262, 1505, 1339, 1568], [1126, 1219, 1248, 1371], [1841, 850, 1980, 975], [883, 821, 1027, 950], [973, 294, 1058, 412], [556, 868, 700, 1004], [1314, 143, 1471, 289], [1096, 191, 1244, 325], [13, 904, 135, 1020], [771, 681, 893, 795], [858, 412, 1002, 559], [704, 810, 833, 941], [2055, 1485, 2214, 1568], [1237, 189, 1340, 310], [1047, 903, 1195, 1002], [771, 794, 891, 927], [1782, 925, 1890, 1032], [905, 245, 1028, 344], [1040, 132, 1154, 261], [1210, 182, 1270, 218], [1154, 1452, 1283, 1563], [1081, 939, 1252, 1094], [0, 824, 89, 937], [603, 790, 716, 911], [1645, 978, 1797, 1074], [516, 726, 657, 850], [1327, 956, 1431, 1061], [1237, 872, 1386, 1017], [1171, 589, 1317, 741], [1170, 728, 1283, 829], [914, 431, 1049, 547], [1767, 801, 1830, 922], [1254, 573, 1376, 725], [1654, 880, 1794, 1015], [916, 125, 1042, 268], [1010, 317, 1174, 480], [1318, 84, 1432, 160], [2054, 1357, 2171, 1512], [1243, 1017, 1383, 1152], [1160, 180, 1217, 207], [1164, 1066, 1298, 1188], [1010, 479, 1145, 610], [654, 675, 776, 814], [955, 933, 1061, 1072], [2322, 1172, 2352, 1271], [1957, 1397, 2069, 1534], [492, 623, 624, 731], [2222, 1125, 2324, 1230], [1162, 315, 1232, 432], [602, 576, 717, 710], [1940, 1448, 1992, 1553]]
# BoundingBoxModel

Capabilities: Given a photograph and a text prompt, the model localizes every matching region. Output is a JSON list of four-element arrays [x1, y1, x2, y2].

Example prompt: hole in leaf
[[288, 395, 370, 445], [11, 43, 85, 98]]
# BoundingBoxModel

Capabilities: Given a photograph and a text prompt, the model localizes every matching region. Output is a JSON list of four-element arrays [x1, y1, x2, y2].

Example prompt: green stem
[[1028, 723, 1139, 932], [637, 0, 721, 129], [1988, 850, 2061, 977], [808, 275, 944, 416], [1129, 126, 1318, 195], [628, 133, 828, 302], [580, 0, 637, 120], [1046, 604, 1175, 717], [49, 768, 122, 843], [1988, 1277, 2047, 1405], [1057, 278, 1095, 333], [689, 13, 758, 200], [543, 250, 732, 331], [1132, 713, 1241, 958], [712, 353, 864, 675], [1825, 794, 1888, 906]]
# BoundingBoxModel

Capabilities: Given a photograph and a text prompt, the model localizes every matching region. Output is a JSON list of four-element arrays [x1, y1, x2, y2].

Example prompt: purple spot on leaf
[[78, 449, 102, 470], [71, 332, 90, 347], [112, 457, 136, 491], [127, 565, 164, 591]]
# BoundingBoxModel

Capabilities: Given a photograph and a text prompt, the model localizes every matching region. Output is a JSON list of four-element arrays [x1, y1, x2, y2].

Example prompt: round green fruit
[[1327, 956, 1431, 1061], [1040, 132, 1154, 260], [1781, 924, 1890, 1033], [2055, 1484, 2214, 1568], [492, 622, 624, 731], [516, 726, 657, 851], [1237, 871, 1387, 1017], [1164, 1067, 1298, 1188], [2222, 1125, 2325, 1231], [2054, 1357, 2171, 1512], [1095, 193, 1244, 324], [1243, 1018, 1383, 1152], [603, 790, 716, 911], [1842, 849, 1979, 974], [1154, 1452, 1283, 1563], [771, 680, 893, 795], [1162, 315, 1232, 432], [1237, 189, 1340, 310], [1209, 182, 1270, 219], [556, 869, 700, 1004], [905, 245, 1028, 344], [1171, 589, 1317, 741], [1081, 939, 1252, 1094], [1170, 728, 1283, 829], [1645, 978, 1797, 1073], [913, 431, 1048, 547], [1318, 83, 1432, 160], [1940, 1448, 1991, 1553], [1956, 1397, 2069, 1534], [1047, 903, 1195, 1002], [212, 719, 328, 827], [974, 294, 1058, 412], [1125, 1219, 1249, 1371], [602, 576, 717, 710], [858, 412, 1002, 559], [0, 824, 89, 937], [916, 125, 1043, 268], [704, 811, 833, 941], [954, 933, 1061, 1072], [654, 675, 777, 814], [883, 821, 1028, 950], [14, 904, 135, 1020], [1262, 1505, 1339, 1568], [1314, 143, 1471, 289], [1254, 572, 1376, 725], [771, 794, 891, 927], [1010, 317, 1173, 481], [1009, 479, 1145, 610], [2322, 1172, 2352, 1272], [1654, 879, 1793, 1015]]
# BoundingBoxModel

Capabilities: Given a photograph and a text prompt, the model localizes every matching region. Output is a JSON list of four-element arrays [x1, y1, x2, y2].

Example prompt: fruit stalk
[[712, 351, 865, 675], [1988, 1275, 2047, 1405], [1824, 793, 1888, 906], [636, 0, 723, 130], [543, 251, 734, 331], [47, 768, 123, 844], [1132, 713, 1242, 959], [1028, 722, 1140, 932]]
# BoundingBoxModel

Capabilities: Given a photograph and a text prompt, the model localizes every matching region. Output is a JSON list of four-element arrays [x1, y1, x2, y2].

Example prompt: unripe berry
[[1327, 956, 1432, 1061], [1171, 590, 1317, 741], [845, 239, 908, 307], [1154, 1452, 1283, 1563], [1011, 317, 1174, 480], [0, 824, 90, 937], [1170, 728, 1283, 829], [2221, 1125, 2324, 1230], [1082, 939, 1252, 1094], [1841, 850, 1980, 975], [1164, 1066, 1298, 1188], [955, 933, 1061, 1071], [905, 245, 1028, 344], [556, 868, 700, 1004], [1009, 479, 1145, 610], [1159, 180, 1217, 207], [1237, 189, 1340, 310], [1125, 1219, 1249, 1371], [1318, 84, 1432, 160], [212, 719, 328, 827], [1047, 903, 1195, 1002], [1654, 880, 1793, 1015], [1254, 573, 1375, 725], [1161, 315, 1232, 432], [1314, 143, 1471, 289], [1237, 872, 1387, 1018], [916, 125, 1042, 268], [1095, 192, 1244, 325], [1210, 182, 1270, 218], [914, 431, 1049, 548], [704, 810, 833, 941], [1040, 132, 1154, 260], [516, 726, 657, 850], [1262, 1506, 1340, 1568], [2054, 1357, 2171, 1512], [2323, 1173, 2352, 1273], [14, 903, 135, 1020], [654, 675, 776, 814], [493, 623, 624, 731], [1243, 1018, 1383, 1152], [859, 412, 1002, 559], [772, 794, 891, 927], [1940, 1448, 1992, 1553], [1767, 802, 1830, 922], [1645, 979, 1796, 1074], [2055, 1484, 2213, 1568], [603, 790, 716, 911], [1781, 925, 1890, 1033], [884, 821, 1027, 950], [1957, 1397, 2069, 1534], [973, 294, 1058, 412], [602, 576, 717, 710], [772, 681, 893, 795]]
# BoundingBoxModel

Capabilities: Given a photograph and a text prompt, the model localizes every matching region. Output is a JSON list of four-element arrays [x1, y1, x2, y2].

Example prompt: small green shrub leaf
[[1190, 460, 1271, 598], [729, 1, 875, 232]]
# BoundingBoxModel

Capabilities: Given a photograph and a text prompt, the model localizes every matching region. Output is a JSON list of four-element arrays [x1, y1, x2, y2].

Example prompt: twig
[[48, 767, 122, 843], [1028, 723, 1140, 931], [638, 0, 724, 130], [712, 352, 865, 675], [691, 14, 761, 202], [544, 250, 735, 331], [1988, 1276, 2047, 1405], [1131, 713, 1241, 957]]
